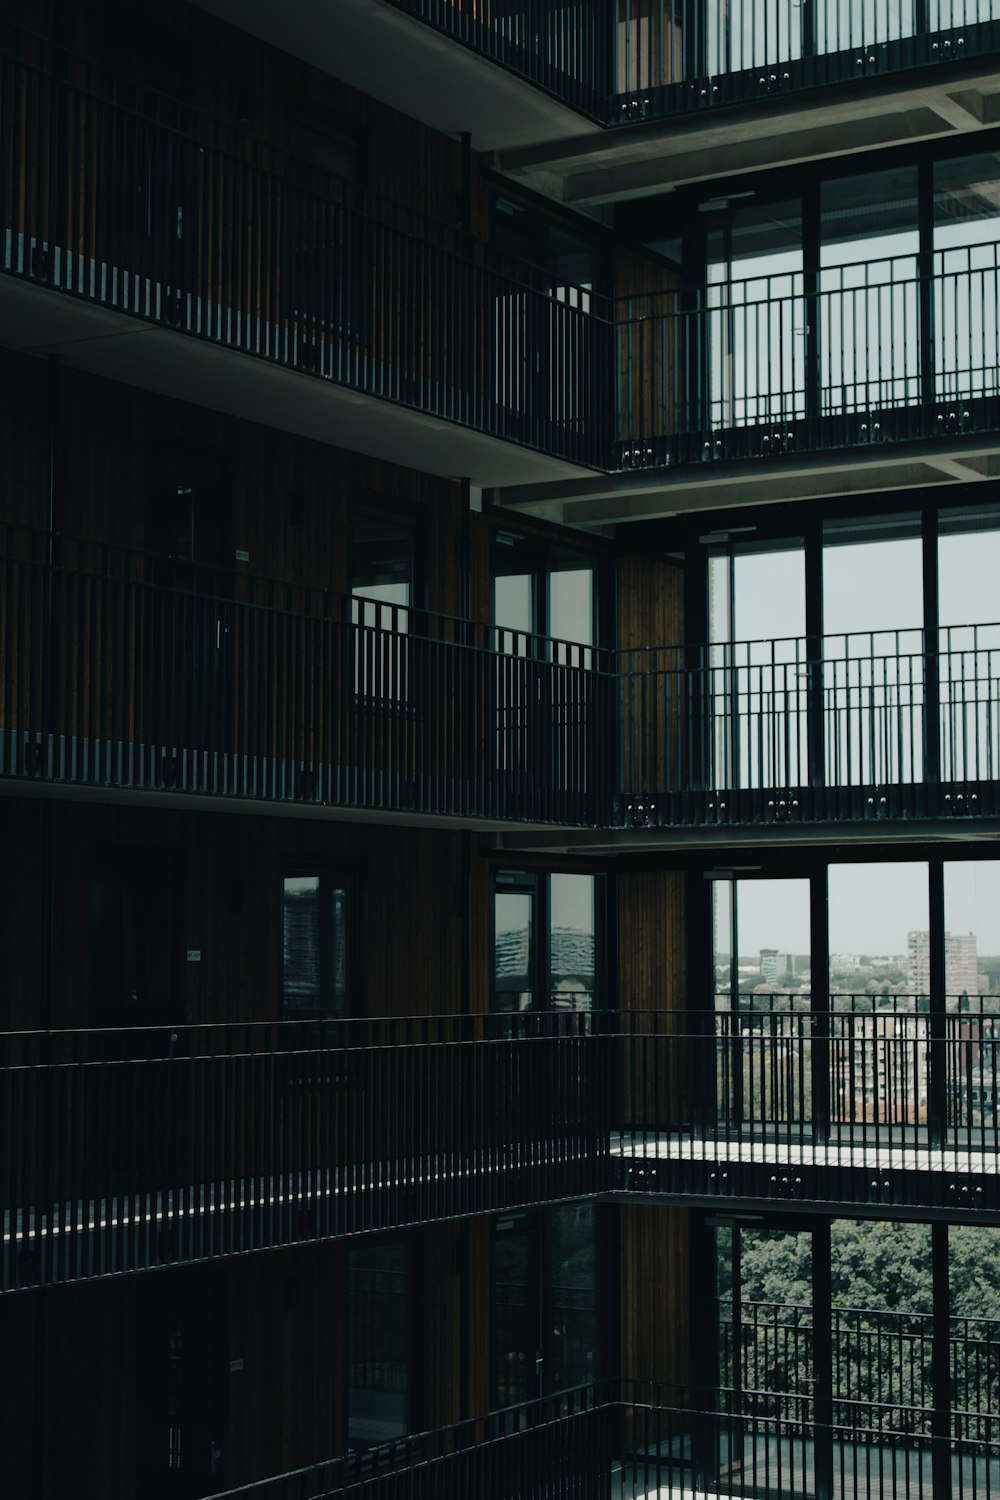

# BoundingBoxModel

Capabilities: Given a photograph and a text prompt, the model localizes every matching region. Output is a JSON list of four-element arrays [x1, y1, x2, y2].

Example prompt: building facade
[[3, 3, 1000, 1497]]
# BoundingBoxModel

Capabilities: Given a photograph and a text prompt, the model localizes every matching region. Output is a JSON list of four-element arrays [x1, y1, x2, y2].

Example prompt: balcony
[[615, 622, 1000, 837], [0, 527, 611, 827], [615, 1000, 1000, 1212], [9, 1001, 1000, 1293], [9, 531, 1000, 836], [200, 1381, 1000, 1500], [6, 33, 1000, 502], [0, 1012, 608, 1292], [0, 32, 603, 487]]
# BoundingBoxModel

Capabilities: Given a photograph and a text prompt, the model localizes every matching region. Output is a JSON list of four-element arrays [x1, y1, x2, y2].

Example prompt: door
[[492, 542, 597, 817], [90, 844, 184, 1031], [99, 17, 195, 319], [88, 843, 187, 1200], [144, 438, 233, 765], [714, 1223, 819, 1498], [493, 1206, 599, 1412], [136, 1266, 229, 1498]]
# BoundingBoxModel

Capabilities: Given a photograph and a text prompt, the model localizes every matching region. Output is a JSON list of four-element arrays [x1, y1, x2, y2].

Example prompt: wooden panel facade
[[620, 1202, 691, 1404], [615, 247, 681, 444], [619, 552, 685, 796], [619, 870, 690, 1125], [0, 1224, 484, 1499]]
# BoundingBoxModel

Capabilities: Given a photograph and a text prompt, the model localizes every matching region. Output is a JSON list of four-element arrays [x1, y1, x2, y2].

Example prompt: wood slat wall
[[620, 1202, 690, 1389], [1, 797, 472, 1029], [0, 1226, 481, 1499], [619, 553, 685, 794], [615, 247, 681, 444]]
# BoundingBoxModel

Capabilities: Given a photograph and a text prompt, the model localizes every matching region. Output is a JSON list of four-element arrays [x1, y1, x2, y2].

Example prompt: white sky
[[716, 861, 1000, 958]]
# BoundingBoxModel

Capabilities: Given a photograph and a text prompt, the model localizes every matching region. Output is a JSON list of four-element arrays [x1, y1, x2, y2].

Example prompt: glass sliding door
[[827, 862, 929, 1149], [943, 861, 1000, 1149], [938, 507, 1000, 789], [819, 168, 920, 417], [823, 515, 924, 792], [706, 201, 804, 433], [715, 1224, 816, 1497], [708, 543, 807, 796], [713, 877, 812, 1142], [933, 153, 1000, 405]]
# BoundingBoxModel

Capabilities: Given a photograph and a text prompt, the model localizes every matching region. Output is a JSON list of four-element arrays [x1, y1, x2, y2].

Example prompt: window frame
[[279, 858, 366, 1023]]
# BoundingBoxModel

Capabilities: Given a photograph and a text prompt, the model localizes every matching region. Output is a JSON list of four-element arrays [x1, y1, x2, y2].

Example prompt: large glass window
[[347, 1241, 411, 1447], [350, 508, 417, 702], [708, 543, 806, 791], [281, 868, 357, 1019], [707, 201, 804, 429], [820, 168, 920, 415], [823, 514, 924, 788], [934, 152, 1000, 402], [493, 870, 599, 1013], [492, 1205, 598, 1407]]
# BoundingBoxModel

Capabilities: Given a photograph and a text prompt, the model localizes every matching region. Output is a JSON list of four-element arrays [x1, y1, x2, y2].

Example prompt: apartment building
[[3, 3, 1000, 1497]]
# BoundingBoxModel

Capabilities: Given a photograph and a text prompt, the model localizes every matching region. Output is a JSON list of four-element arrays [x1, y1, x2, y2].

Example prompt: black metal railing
[[383, 0, 612, 120], [199, 1380, 1000, 1500], [385, 0, 1000, 126], [0, 31, 609, 470], [720, 1297, 1000, 1432], [617, 999, 1000, 1203], [611, 0, 1000, 122], [615, 246, 1000, 471], [617, 621, 1000, 828], [0, 1011, 610, 1292], [0, 526, 613, 824], [10, 527, 1000, 830], [6, 31, 1000, 479]]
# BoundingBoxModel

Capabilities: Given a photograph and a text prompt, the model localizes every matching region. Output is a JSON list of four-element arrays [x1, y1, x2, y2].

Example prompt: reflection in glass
[[495, 891, 534, 1012], [549, 1204, 598, 1392], [549, 874, 595, 1011], [493, 1214, 535, 1406], [281, 873, 349, 1019], [347, 1242, 410, 1446]]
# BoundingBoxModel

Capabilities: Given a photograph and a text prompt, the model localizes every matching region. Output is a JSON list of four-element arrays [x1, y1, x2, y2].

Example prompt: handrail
[[380, 0, 1000, 127]]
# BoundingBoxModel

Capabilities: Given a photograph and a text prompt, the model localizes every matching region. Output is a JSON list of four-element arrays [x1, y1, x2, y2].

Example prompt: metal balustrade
[[8, 528, 1000, 828], [200, 1380, 1000, 1500], [0, 1011, 610, 1292], [382, 0, 1000, 125], [6, 35, 1000, 481], [0, 31, 608, 470], [0, 526, 613, 824], [616, 1000, 1000, 1207], [617, 624, 1000, 829], [614, 248, 1000, 472]]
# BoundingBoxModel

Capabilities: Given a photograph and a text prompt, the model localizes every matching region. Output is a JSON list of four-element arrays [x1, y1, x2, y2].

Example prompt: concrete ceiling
[[0, 275, 593, 491], [191, 0, 598, 152]]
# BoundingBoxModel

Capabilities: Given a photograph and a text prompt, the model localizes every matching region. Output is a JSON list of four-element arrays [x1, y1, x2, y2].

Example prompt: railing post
[[923, 506, 942, 804]]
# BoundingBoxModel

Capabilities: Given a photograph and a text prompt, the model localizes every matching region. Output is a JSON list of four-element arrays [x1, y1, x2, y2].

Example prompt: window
[[281, 867, 359, 1020], [347, 1241, 412, 1447], [350, 504, 420, 705], [493, 870, 600, 1013], [492, 1205, 599, 1408]]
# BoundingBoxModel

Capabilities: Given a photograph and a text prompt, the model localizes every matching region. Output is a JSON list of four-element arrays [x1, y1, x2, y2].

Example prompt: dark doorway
[[89, 843, 185, 1030], [136, 1265, 229, 1497], [143, 437, 233, 762]]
